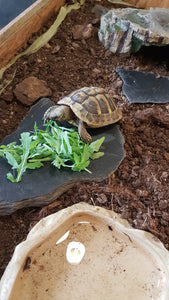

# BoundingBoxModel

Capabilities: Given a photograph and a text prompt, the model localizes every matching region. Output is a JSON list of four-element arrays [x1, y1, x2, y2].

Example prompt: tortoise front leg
[[78, 120, 92, 144]]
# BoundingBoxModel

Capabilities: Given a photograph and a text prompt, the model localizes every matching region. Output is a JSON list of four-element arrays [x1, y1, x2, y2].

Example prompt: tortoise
[[44, 87, 122, 143]]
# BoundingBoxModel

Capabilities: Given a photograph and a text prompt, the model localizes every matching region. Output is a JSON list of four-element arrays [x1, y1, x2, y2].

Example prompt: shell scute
[[70, 90, 88, 104], [83, 96, 102, 115]]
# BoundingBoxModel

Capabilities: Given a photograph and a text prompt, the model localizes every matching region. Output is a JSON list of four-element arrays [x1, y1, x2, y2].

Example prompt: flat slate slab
[[0, 98, 125, 215], [116, 67, 169, 103], [0, 0, 35, 29]]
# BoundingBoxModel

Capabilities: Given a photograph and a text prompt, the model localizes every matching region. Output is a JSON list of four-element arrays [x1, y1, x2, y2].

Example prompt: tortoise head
[[44, 104, 73, 123]]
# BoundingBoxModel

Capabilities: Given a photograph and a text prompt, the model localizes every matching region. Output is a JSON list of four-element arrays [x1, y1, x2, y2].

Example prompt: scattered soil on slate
[[0, 0, 169, 278]]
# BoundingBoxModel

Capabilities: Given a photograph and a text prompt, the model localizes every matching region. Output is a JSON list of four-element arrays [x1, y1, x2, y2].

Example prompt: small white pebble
[[44, 43, 51, 48]]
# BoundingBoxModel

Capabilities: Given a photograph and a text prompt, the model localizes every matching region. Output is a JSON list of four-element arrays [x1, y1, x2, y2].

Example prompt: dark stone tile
[[0, 98, 125, 215], [116, 67, 169, 103]]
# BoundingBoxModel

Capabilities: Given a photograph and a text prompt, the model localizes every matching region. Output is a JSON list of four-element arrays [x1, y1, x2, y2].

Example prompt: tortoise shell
[[58, 87, 122, 128]]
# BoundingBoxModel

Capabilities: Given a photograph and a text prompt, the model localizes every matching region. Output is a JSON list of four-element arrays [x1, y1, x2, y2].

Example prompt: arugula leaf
[[52, 155, 68, 169], [26, 161, 44, 169], [7, 173, 16, 183], [15, 132, 32, 182], [0, 121, 105, 182], [5, 152, 19, 169], [89, 137, 105, 152]]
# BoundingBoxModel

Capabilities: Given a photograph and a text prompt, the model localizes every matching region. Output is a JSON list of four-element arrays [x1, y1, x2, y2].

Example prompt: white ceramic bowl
[[0, 203, 169, 300]]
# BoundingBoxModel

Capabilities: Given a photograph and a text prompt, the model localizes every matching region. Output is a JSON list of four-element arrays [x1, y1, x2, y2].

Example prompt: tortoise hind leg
[[78, 120, 92, 144]]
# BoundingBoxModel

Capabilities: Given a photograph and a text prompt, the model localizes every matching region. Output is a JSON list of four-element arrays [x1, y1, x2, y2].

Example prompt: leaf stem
[[28, 157, 53, 162], [16, 154, 28, 182]]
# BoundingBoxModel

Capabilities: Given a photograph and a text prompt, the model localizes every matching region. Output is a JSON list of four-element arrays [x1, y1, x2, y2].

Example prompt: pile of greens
[[0, 121, 105, 183]]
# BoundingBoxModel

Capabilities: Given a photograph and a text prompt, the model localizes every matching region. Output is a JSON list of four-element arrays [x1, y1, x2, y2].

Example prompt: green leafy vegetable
[[0, 121, 105, 182]]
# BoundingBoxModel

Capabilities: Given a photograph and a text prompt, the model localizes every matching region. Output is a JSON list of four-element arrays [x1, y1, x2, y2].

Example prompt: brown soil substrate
[[0, 1, 169, 277]]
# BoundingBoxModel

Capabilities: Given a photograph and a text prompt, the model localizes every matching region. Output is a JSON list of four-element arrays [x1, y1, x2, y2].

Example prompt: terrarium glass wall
[[0, 0, 36, 28]]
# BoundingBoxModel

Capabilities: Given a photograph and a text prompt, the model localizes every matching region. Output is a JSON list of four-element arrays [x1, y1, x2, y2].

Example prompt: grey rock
[[0, 98, 125, 216], [92, 5, 109, 17], [98, 8, 169, 54], [51, 44, 61, 53], [72, 24, 93, 40]]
